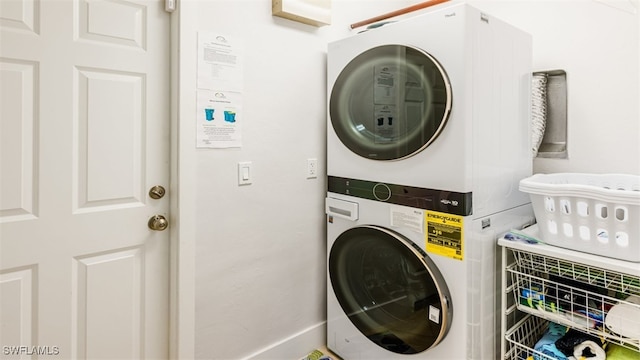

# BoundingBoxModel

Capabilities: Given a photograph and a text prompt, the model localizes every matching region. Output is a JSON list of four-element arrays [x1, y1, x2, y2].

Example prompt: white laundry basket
[[519, 173, 640, 262]]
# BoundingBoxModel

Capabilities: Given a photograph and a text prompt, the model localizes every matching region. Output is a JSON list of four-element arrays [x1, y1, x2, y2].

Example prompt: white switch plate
[[238, 162, 252, 185], [307, 158, 318, 179]]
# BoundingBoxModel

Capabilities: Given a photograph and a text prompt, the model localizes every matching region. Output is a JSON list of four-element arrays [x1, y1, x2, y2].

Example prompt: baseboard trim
[[242, 322, 327, 360]]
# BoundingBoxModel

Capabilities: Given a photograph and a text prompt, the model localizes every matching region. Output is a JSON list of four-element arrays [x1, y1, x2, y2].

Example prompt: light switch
[[238, 162, 252, 185]]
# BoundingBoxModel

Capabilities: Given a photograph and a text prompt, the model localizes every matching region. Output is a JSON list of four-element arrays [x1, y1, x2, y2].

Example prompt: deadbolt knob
[[149, 185, 166, 199]]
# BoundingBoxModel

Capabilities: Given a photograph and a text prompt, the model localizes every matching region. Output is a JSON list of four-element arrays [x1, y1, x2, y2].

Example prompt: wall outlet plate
[[306, 158, 318, 179]]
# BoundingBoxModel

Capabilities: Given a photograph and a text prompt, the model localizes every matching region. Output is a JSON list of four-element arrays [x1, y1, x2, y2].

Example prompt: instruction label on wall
[[425, 211, 464, 261], [196, 89, 242, 148], [197, 32, 243, 92]]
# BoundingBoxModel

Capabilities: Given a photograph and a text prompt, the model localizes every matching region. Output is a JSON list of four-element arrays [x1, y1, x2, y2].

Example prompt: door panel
[[0, 58, 38, 221], [0, 267, 35, 351], [78, 0, 146, 48], [0, 0, 170, 358], [75, 67, 145, 210], [73, 248, 144, 359]]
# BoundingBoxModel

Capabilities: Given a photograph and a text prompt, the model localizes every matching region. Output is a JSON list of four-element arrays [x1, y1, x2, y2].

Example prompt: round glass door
[[330, 45, 452, 160], [329, 225, 452, 354]]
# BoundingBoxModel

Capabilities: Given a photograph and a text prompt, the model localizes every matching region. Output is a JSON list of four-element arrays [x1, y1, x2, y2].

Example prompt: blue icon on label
[[224, 111, 236, 123], [204, 108, 215, 121]]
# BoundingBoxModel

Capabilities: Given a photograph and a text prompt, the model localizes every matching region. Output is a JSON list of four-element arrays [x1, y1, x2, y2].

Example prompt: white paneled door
[[0, 0, 171, 358]]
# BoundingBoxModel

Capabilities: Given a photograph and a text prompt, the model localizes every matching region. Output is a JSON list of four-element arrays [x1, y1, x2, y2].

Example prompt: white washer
[[326, 193, 535, 359], [327, 2, 533, 219]]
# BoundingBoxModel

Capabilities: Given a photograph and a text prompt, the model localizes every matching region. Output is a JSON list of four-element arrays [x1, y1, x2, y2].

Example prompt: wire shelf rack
[[510, 249, 640, 296], [504, 315, 556, 360], [506, 248, 640, 353]]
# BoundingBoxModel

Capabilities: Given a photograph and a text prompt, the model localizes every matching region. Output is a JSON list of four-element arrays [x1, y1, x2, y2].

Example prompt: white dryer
[[326, 193, 535, 359], [327, 2, 533, 219]]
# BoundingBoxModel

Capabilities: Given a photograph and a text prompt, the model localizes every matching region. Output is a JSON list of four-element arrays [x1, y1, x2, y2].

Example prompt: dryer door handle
[[326, 197, 359, 221]]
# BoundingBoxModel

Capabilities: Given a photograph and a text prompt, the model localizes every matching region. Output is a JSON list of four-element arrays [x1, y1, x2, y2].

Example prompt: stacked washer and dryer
[[325, 3, 535, 359]]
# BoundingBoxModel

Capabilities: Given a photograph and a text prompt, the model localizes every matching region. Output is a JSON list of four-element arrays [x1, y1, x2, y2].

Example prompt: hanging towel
[[531, 72, 548, 157], [533, 322, 568, 360], [572, 340, 606, 360]]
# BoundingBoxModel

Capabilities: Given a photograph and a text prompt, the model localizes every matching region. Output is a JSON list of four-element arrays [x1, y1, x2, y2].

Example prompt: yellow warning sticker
[[425, 211, 464, 261]]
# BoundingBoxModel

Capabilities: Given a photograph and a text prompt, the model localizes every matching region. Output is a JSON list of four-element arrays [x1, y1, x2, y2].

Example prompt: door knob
[[148, 215, 169, 231], [149, 185, 166, 199]]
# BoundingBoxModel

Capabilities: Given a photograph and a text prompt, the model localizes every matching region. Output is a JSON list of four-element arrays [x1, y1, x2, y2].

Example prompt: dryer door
[[328, 225, 452, 355], [329, 45, 452, 160]]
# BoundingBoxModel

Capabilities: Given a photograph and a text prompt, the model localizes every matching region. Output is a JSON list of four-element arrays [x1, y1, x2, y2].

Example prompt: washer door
[[329, 45, 452, 160], [329, 225, 452, 355]]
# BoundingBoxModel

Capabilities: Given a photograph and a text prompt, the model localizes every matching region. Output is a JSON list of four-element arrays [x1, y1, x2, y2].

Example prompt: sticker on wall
[[197, 32, 244, 92], [425, 210, 463, 260], [196, 89, 243, 148]]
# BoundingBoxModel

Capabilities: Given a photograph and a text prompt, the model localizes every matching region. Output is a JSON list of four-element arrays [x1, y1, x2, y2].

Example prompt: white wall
[[189, 2, 328, 357], [177, 1, 639, 359], [467, 0, 640, 175], [177, 1, 413, 359]]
